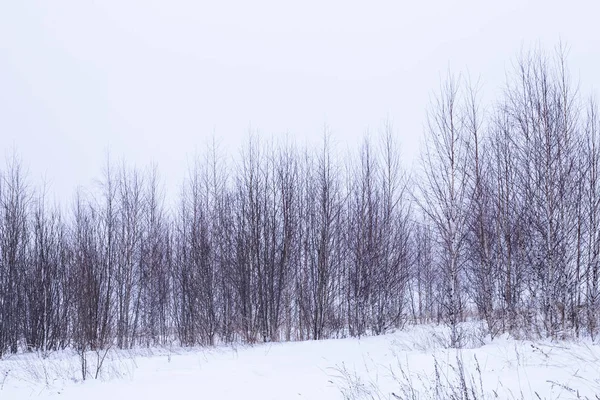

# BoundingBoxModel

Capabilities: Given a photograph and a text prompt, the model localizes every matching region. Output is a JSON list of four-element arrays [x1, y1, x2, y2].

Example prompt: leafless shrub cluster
[[0, 127, 412, 360], [1, 45, 599, 360], [417, 45, 600, 346]]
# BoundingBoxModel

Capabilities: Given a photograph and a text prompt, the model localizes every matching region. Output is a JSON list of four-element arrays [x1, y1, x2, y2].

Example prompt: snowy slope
[[2, 324, 599, 399]]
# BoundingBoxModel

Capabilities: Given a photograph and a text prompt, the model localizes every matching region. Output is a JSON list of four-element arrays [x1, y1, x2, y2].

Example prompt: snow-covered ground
[[2, 324, 599, 399]]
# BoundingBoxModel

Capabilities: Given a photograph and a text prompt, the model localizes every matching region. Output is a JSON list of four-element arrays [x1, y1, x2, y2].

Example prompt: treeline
[[1, 47, 599, 356]]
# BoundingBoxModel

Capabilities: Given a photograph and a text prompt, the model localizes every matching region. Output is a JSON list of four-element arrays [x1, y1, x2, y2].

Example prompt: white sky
[[1, 0, 599, 203]]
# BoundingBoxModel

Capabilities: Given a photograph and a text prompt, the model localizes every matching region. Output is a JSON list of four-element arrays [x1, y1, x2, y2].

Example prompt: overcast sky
[[1, 0, 599, 203]]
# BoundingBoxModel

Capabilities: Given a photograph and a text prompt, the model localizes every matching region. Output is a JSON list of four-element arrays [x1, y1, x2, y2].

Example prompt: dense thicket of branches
[[1, 47, 600, 356]]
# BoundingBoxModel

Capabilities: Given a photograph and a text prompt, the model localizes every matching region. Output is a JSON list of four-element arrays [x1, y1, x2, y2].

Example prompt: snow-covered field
[[2, 324, 599, 399]]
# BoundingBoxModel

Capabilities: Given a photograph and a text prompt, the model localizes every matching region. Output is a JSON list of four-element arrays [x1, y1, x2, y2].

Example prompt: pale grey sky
[[1, 0, 599, 202]]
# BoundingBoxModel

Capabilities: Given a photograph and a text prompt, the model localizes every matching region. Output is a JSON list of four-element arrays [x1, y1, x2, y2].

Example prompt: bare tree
[[462, 82, 499, 336], [502, 48, 580, 338], [376, 126, 412, 333], [582, 98, 600, 339], [417, 75, 472, 347], [0, 155, 30, 355]]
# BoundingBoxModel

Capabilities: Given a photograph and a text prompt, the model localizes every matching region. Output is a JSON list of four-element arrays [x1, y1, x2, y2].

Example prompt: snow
[[2, 324, 599, 399]]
